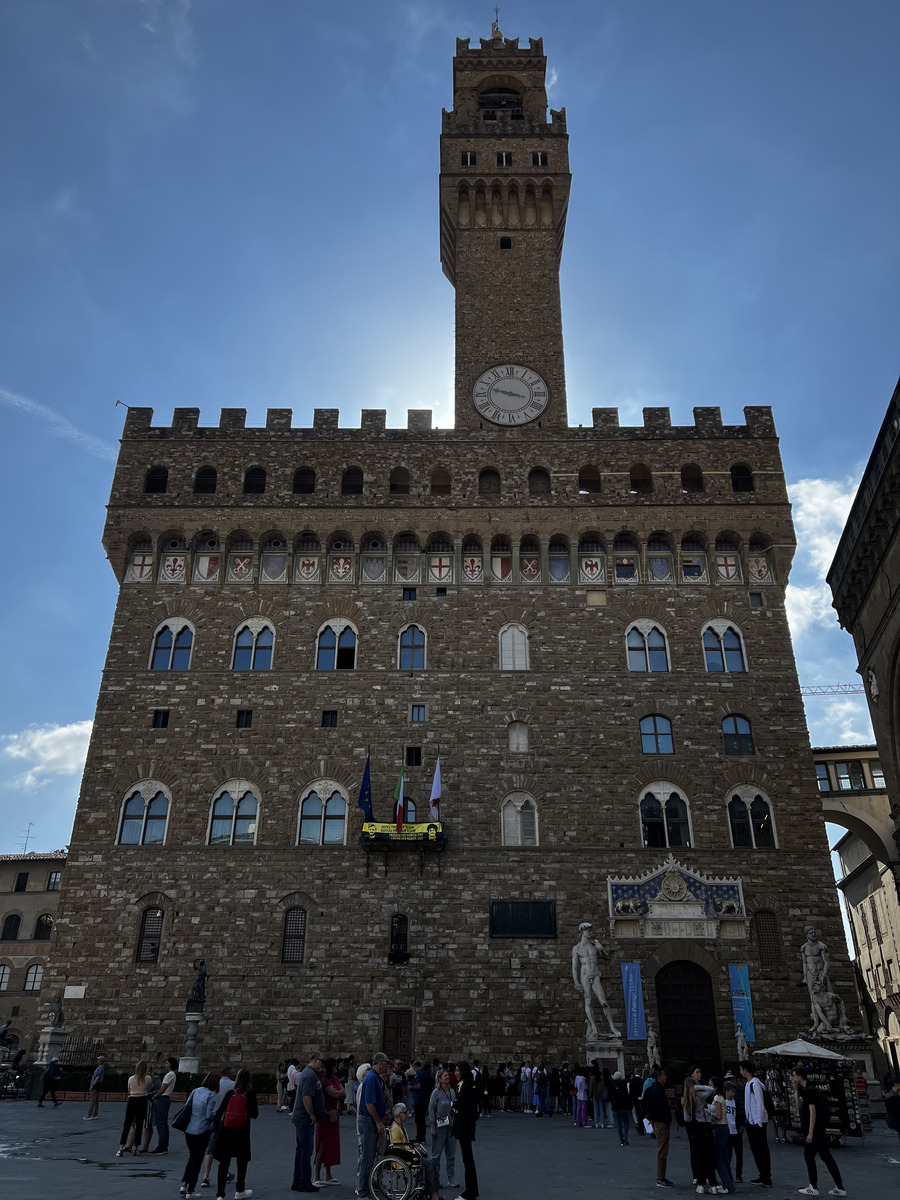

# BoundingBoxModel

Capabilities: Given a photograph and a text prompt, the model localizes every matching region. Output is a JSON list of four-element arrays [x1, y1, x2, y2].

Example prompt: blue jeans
[[357, 1115, 379, 1196], [713, 1124, 734, 1192], [535, 1088, 549, 1115], [614, 1109, 630, 1141], [430, 1124, 457, 1184], [155, 1095, 171, 1149], [293, 1122, 315, 1188]]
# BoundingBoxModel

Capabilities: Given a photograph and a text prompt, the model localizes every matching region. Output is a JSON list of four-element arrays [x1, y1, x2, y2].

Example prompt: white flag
[[429, 757, 442, 821]]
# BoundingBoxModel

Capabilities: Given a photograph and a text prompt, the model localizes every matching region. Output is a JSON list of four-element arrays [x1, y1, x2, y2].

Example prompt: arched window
[[626, 625, 669, 672], [136, 908, 163, 963], [389, 914, 409, 963], [499, 623, 529, 670], [478, 468, 500, 496], [209, 791, 258, 846], [722, 715, 754, 755], [399, 625, 426, 670], [430, 467, 451, 497], [232, 624, 274, 670], [578, 465, 602, 494], [681, 464, 704, 494], [341, 467, 363, 496], [731, 463, 754, 493], [389, 467, 410, 495], [34, 915, 53, 941], [640, 787, 691, 848], [298, 789, 347, 846], [528, 468, 551, 496], [752, 910, 784, 968], [403, 796, 417, 823], [728, 791, 776, 849], [316, 623, 357, 670], [501, 794, 538, 846], [640, 715, 674, 754], [193, 467, 217, 494], [144, 466, 168, 494], [243, 467, 266, 495], [282, 907, 307, 963], [151, 623, 193, 671], [508, 721, 528, 752], [703, 624, 746, 672], [119, 790, 169, 845], [1, 915, 20, 941], [629, 464, 652, 495], [24, 963, 44, 991], [293, 467, 315, 495]]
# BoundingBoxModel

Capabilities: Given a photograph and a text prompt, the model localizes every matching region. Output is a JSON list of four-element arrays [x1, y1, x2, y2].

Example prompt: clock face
[[472, 364, 548, 426]]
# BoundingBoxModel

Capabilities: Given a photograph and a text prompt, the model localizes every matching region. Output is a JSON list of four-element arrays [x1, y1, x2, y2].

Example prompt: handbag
[[172, 1091, 194, 1132]]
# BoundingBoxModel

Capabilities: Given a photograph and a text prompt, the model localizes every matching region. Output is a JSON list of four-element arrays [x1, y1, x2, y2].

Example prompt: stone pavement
[[1, 1102, 897, 1200]]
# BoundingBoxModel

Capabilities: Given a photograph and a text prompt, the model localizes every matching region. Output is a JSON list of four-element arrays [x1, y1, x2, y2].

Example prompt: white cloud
[[785, 476, 859, 638], [807, 698, 873, 748], [2, 722, 93, 790], [0, 385, 118, 462]]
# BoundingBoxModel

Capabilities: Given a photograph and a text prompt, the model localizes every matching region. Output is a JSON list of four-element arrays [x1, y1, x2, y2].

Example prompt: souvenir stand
[[753, 1038, 862, 1144]]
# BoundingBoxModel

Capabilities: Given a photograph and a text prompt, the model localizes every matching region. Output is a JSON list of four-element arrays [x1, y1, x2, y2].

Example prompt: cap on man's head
[[373, 1051, 390, 1064]]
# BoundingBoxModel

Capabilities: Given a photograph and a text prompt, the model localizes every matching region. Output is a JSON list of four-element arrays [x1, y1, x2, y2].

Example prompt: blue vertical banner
[[621, 962, 647, 1040], [728, 962, 756, 1043]]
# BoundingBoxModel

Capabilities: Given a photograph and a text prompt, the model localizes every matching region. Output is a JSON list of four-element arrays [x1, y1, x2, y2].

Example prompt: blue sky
[[1, 0, 899, 855]]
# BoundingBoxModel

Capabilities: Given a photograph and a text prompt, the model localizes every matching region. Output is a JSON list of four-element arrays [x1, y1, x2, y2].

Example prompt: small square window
[[496, 151, 512, 167], [749, 592, 764, 608], [402, 588, 417, 602], [47, 871, 61, 891], [435, 587, 447, 597], [410, 705, 427, 724], [322, 710, 338, 728], [406, 746, 422, 767], [499, 236, 512, 250], [14, 873, 28, 893], [152, 709, 170, 729], [532, 151, 549, 167], [236, 709, 253, 729], [11, 1005, 19, 1016]]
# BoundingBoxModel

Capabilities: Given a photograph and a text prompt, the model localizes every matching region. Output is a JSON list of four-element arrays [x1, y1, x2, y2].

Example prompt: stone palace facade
[[46, 29, 852, 1071]]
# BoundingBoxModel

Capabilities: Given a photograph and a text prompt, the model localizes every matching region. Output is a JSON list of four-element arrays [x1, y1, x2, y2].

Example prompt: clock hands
[[494, 388, 526, 398]]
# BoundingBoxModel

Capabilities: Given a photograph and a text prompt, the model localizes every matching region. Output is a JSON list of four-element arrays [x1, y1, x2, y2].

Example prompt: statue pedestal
[[36, 1023, 67, 1067], [585, 1036, 624, 1073], [180, 1010, 203, 1075]]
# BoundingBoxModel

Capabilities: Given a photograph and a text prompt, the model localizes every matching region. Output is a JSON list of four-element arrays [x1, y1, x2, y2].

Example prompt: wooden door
[[382, 1008, 413, 1061]]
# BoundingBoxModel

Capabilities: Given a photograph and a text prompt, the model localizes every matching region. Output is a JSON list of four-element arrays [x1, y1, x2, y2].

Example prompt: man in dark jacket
[[37, 1057, 62, 1107], [628, 1071, 646, 1136], [643, 1066, 673, 1188]]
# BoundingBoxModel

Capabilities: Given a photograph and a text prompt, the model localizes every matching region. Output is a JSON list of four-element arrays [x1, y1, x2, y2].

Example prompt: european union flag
[[357, 755, 374, 821]]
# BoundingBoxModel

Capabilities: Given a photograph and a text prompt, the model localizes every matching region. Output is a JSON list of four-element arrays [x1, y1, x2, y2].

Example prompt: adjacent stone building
[[0, 851, 65, 1054], [47, 29, 853, 1071]]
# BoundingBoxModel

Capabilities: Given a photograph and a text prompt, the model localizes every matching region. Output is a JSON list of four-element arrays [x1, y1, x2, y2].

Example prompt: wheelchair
[[369, 1141, 429, 1200]]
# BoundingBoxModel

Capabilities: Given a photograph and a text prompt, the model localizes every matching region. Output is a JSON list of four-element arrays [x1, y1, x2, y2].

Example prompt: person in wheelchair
[[386, 1104, 440, 1200]]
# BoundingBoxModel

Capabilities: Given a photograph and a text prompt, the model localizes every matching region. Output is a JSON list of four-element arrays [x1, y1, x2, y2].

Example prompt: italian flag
[[394, 767, 405, 833]]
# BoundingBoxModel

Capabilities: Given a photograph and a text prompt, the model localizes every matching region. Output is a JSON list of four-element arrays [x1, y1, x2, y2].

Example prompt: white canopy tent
[[753, 1038, 850, 1061]]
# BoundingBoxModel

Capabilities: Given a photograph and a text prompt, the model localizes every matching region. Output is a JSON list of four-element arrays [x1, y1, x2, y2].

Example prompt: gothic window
[[209, 790, 258, 846], [578, 465, 602, 494], [728, 792, 776, 849], [232, 624, 274, 670], [501, 794, 538, 846], [389, 467, 410, 495], [341, 467, 363, 496], [640, 715, 674, 754], [118, 790, 170, 845], [640, 787, 691, 848], [144, 466, 168, 494], [389, 914, 409, 964], [730, 463, 754, 493], [282, 907, 307, 963], [681, 464, 704, 493], [703, 624, 746, 672], [298, 789, 347, 846], [34, 915, 53, 941], [399, 625, 426, 670], [752, 910, 783, 968], [136, 908, 163, 963], [508, 721, 528, 752], [626, 625, 669, 672], [243, 466, 266, 495], [1, 915, 20, 941], [629, 464, 652, 495], [24, 963, 44, 991], [528, 468, 551, 496], [499, 623, 529, 670], [293, 467, 315, 494], [316, 622, 357, 670], [193, 466, 217, 494], [723, 715, 755, 755], [478, 468, 500, 496], [430, 467, 451, 496], [150, 622, 194, 670]]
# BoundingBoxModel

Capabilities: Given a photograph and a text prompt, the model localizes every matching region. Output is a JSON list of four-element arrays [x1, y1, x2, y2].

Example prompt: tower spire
[[491, 7, 502, 39]]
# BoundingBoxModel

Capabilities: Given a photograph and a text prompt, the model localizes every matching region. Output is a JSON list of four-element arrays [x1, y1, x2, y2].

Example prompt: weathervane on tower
[[491, 7, 502, 38]]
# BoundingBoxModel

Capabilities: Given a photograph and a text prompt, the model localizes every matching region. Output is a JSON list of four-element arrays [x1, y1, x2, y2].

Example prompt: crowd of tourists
[[44, 1049, 892, 1199]]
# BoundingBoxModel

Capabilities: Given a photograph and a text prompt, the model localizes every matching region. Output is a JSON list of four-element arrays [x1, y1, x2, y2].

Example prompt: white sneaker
[[827, 1191, 846, 1197], [235, 1192, 253, 1199], [798, 1190, 819, 1197], [697, 1189, 705, 1195]]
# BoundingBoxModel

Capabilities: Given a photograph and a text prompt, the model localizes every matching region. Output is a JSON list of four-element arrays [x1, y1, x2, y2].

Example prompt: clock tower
[[440, 28, 571, 430]]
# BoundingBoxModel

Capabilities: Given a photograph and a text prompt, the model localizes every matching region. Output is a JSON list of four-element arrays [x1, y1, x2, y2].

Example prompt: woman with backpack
[[212, 1068, 258, 1200]]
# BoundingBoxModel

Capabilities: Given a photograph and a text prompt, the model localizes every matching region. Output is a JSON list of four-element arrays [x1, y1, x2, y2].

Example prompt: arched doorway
[[655, 960, 721, 1073]]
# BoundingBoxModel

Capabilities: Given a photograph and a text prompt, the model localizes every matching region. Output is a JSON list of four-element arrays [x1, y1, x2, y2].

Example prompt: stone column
[[180, 1011, 203, 1075]]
